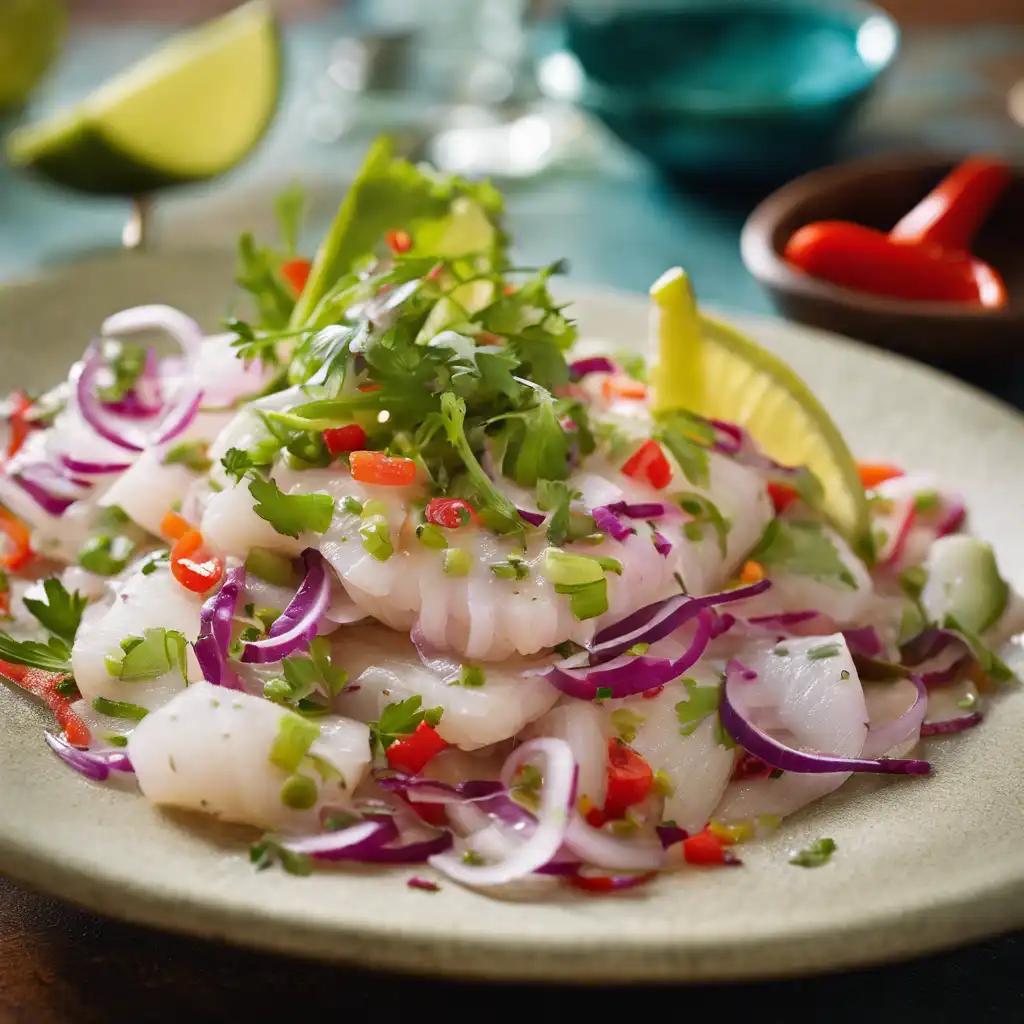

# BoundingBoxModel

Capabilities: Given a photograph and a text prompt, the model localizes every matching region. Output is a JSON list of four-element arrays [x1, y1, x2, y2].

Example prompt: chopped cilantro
[[370, 695, 443, 753], [657, 427, 710, 488], [0, 633, 72, 673], [107, 735, 128, 748], [535, 479, 578, 546], [222, 447, 255, 482], [97, 342, 147, 404], [611, 708, 646, 744], [249, 476, 334, 538], [458, 664, 486, 687], [103, 628, 188, 682], [790, 837, 837, 868], [675, 678, 734, 748], [250, 835, 313, 876], [942, 615, 1014, 683], [677, 492, 730, 557], [266, 637, 349, 706], [23, 578, 88, 644], [748, 519, 857, 589], [54, 677, 79, 697], [594, 686, 613, 702], [78, 534, 135, 577]]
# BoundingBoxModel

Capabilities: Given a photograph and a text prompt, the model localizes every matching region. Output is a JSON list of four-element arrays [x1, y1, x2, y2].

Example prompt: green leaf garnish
[[92, 697, 149, 721], [370, 695, 444, 753], [675, 678, 734, 748], [163, 440, 212, 472], [23, 578, 88, 645], [790, 837, 837, 868], [250, 835, 313, 876], [0, 633, 72, 673], [268, 713, 322, 773], [248, 476, 334, 539], [749, 519, 857, 589], [103, 628, 188, 683]]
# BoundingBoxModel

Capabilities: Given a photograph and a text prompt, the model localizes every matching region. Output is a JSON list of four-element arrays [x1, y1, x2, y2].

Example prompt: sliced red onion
[[103, 348, 164, 417], [44, 731, 133, 781], [241, 549, 331, 664], [710, 612, 736, 639], [516, 507, 546, 528], [282, 817, 397, 860], [544, 610, 714, 700], [102, 304, 204, 360], [709, 419, 803, 479], [861, 675, 927, 759], [59, 453, 132, 475], [901, 629, 954, 666], [747, 610, 819, 629], [592, 505, 634, 542], [72, 347, 147, 452], [652, 530, 671, 557], [151, 388, 204, 446], [879, 497, 917, 568], [601, 501, 672, 520], [563, 816, 665, 871], [935, 497, 966, 537], [9, 473, 80, 516], [429, 738, 576, 886], [587, 578, 771, 665], [568, 356, 616, 379], [656, 823, 688, 848], [920, 711, 983, 736], [720, 662, 931, 775], [843, 626, 884, 659], [194, 565, 246, 686], [366, 831, 454, 863], [920, 654, 970, 688]]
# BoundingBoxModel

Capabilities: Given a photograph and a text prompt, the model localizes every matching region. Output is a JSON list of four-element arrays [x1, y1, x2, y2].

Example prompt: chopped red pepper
[[857, 462, 904, 491], [0, 509, 32, 571], [160, 509, 192, 542], [349, 450, 418, 487], [641, 685, 665, 700], [766, 481, 798, 514], [683, 827, 741, 866], [386, 721, 448, 774], [280, 257, 312, 296], [0, 660, 91, 747], [424, 497, 476, 529], [621, 439, 672, 490], [170, 530, 224, 594], [409, 800, 449, 828], [385, 229, 412, 254], [323, 424, 368, 456], [6, 390, 33, 459], [731, 750, 774, 781], [587, 739, 654, 826], [569, 870, 657, 893]]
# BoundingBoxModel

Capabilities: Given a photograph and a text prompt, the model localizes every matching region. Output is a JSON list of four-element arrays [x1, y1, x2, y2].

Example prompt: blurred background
[[2, 0, 1024, 364]]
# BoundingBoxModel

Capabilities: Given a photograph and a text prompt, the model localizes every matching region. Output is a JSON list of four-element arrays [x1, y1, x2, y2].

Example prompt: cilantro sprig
[[369, 695, 443, 754]]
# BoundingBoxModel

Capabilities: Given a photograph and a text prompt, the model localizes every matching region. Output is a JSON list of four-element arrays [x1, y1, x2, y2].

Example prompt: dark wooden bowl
[[740, 153, 1024, 365]]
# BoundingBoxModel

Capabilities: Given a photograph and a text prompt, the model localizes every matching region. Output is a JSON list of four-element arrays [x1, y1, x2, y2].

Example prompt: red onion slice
[[920, 711, 983, 736], [102, 304, 204, 360], [842, 626, 884, 659], [516, 507, 546, 528], [861, 676, 927, 758], [720, 662, 931, 776], [59, 454, 133, 475], [586, 578, 771, 665], [545, 610, 714, 700], [563, 816, 665, 871], [44, 731, 133, 781], [429, 738, 576, 886], [282, 817, 397, 860], [592, 505, 634, 542], [241, 549, 331, 664], [568, 356, 616, 379], [194, 565, 246, 687]]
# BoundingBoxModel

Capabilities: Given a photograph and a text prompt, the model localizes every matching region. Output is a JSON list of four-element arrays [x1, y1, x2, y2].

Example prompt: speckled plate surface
[[1, 249, 1023, 983]]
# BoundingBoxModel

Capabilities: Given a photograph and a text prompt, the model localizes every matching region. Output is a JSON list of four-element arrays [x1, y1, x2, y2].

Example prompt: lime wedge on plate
[[5, 0, 279, 195], [649, 266, 871, 558], [0, 0, 65, 112]]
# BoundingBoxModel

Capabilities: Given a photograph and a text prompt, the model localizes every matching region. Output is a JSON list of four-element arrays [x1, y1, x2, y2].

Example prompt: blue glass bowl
[[557, 0, 899, 179]]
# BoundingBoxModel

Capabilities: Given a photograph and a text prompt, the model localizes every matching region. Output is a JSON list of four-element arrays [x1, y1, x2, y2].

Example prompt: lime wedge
[[649, 267, 871, 558], [0, 0, 65, 112], [5, 1, 279, 195]]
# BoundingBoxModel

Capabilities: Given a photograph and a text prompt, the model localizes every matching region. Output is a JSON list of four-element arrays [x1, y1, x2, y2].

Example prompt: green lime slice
[[5, 0, 279, 195], [649, 267, 872, 559], [0, 0, 65, 112]]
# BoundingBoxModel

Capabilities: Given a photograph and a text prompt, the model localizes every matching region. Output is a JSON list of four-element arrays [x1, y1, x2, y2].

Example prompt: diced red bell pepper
[[323, 424, 368, 456], [621, 439, 672, 490], [424, 498, 476, 529], [386, 721, 448, 774]]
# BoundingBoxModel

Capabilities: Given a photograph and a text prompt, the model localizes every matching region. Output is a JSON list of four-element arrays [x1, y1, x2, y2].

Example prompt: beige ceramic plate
[[1, 249, 1023, 983]]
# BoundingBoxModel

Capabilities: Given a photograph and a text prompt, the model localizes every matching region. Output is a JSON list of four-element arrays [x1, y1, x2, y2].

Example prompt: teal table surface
[[1, 13, 1024, 1020]]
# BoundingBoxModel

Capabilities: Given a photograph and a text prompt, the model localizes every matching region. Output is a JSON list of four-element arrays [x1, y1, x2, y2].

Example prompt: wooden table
[[1, 875, 1020, 1023]]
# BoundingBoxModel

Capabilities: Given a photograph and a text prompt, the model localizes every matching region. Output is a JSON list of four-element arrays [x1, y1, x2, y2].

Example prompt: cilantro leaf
[[675, 678, 734, 748], [92, 697, 149, 721], [536, 479, 580, 546], [274, 180, 305, 256], [370, 695, 443, 752], [749, 519, 857, 589], [942, 615, 1014, 683], [221, 448, 255, 483], [250, 835, 313, 876], [248, 476, 334, 539], [491, 386, 569, 488], [677, 492, 730, 557], [236, 231, 295, 332], [103, 628, 188, 683], [163, 440, 212, 472], [23, 578, 88, 645], [97, 342, 147, 404], [439, 392, 522, 535], [657, 426, 710, 488], [0, 633, 72, 673], [265, 637, 348, 707]]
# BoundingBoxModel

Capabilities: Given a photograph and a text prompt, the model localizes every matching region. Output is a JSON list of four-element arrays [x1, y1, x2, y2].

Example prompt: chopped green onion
[[92, 697, 149, 721], [106, 735, 129, 748], [626, 642, 649, 656], [163, 440, 212, 472], [459, 664, 486, 687], [611, 708, 646, 744], [541, 547, 605, 586], [359, 515, 393, 561], [555, 577, 608, 620], [914, 490, 940, 513], [790, 837, 837, 868], [361, 498, 388, 519], [443, 548, 471, 577], [416, 523, 448, 549], [244, 548, 299, 587], [280, 773, 319, 810], [594, 686, 613, 702], [341, 495, 364, 515], [103, 628, 188, 682], [806, 643, 840, 660], [491, 555, 529, 580], [268, 713, 321, 773]]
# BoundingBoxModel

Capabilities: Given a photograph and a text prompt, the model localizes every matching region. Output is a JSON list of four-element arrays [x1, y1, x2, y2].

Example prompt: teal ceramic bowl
[[557, 0, 899, 179]]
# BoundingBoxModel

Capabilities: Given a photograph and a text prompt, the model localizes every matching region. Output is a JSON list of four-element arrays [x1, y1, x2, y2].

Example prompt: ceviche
[[1, 139, 1020, 894]]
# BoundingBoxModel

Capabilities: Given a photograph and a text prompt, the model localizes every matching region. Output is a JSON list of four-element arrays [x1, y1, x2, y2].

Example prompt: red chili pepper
[[409, 800, 449, 828], [0, 660, 91, 747], [424, 497, 476, 529], [683, 827, 737, 866], [0, 509, 32, 571], [766, 481, 798, 514], [386, 721, 448, 774], [731, 750, 774, 781], [160, 509, 192, 542], [385, 229, 412, 254], [621, 439, 672, 490], [641, 685, 665, 700], [280, 257, 312, 296], [6, 390, 33, 459], [569, 870, 657, 893], [170, 530, 224, 594], [602, 738, 654, 822], [322, 424, 368, 456], [349, 450, 418, 486], [856, 462, 904, 490]]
